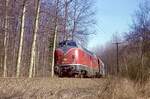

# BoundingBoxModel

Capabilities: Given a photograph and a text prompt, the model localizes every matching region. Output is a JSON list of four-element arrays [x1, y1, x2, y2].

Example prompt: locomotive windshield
[[67, 41, 77, 46], [59, 40, 77, 47]]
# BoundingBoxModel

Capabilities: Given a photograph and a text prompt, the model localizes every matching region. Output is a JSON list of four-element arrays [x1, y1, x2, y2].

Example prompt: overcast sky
[[87, 0, 141, 49]]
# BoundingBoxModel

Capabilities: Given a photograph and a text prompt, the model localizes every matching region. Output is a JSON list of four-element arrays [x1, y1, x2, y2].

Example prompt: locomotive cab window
[[59, 41, 66, 47], [67, 41, 77, 47], [59, 40, 77, 47]]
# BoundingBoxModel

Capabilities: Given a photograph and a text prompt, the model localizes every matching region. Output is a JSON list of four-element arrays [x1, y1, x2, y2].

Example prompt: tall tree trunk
[[63, 0, 68, 41], [29, 0, 41, 78], [71, 0, 77, 40], [140, 39, 144, 83], [33, 55, 36, 77], [51, 26, 58, 77], [16, 0, 26, 77], [3, 0, 9, 77], [51, 0, 59, 77]]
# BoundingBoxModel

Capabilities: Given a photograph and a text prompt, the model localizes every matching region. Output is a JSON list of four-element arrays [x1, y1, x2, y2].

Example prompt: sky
[[88, 0, 141, 49]]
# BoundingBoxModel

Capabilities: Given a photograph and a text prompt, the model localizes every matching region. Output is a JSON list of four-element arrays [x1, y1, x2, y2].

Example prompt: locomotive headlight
[[63, 58, 67, 61]]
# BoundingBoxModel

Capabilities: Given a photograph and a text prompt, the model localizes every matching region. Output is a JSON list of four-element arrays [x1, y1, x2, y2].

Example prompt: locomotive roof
[[59, 40, 77, 47], [59, 40, 96, 57], [82, 47, 96, 57]]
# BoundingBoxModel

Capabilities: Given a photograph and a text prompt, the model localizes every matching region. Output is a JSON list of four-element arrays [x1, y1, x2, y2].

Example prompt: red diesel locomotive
[[54, 40, 105, 77]]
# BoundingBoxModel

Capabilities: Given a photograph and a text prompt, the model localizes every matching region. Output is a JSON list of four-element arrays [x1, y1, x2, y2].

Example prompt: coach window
[[67, 41, 77, 47]]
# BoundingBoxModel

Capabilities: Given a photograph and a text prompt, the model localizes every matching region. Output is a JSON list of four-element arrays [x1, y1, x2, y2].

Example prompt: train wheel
[[95, 72, 102, 78], [59, 71, 63, 77], [81, 70, 87, 78]]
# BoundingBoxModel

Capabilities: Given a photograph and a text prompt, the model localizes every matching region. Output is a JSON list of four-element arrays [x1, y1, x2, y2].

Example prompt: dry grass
[[0, 77, 149, 99]]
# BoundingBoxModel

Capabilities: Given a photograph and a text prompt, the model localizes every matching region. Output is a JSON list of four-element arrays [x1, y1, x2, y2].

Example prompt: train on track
[[54, 40, 105, 78]]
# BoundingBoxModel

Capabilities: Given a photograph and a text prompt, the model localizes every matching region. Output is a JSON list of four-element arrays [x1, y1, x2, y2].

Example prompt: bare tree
[[3, 0, 9, 77], [0, 0, 96, 77], [16, 0, 26, 77], [97, 0, 150, 82], [67, 0, 95, 45], [63, 0, 68, 41], [29, 0, 41, 78], [51, 0, 59, 77], [125, 0, 150, 82]]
